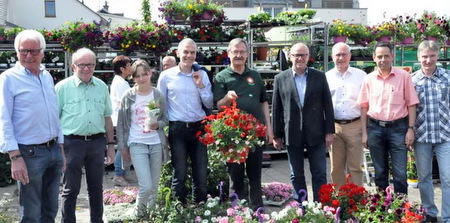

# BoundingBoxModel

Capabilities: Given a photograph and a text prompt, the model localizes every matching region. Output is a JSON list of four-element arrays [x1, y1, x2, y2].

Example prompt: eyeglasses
[[291, 53, 309, 58], [230, 50, 248, 55], [75, 63, 95, 69], [18, 49, 42, 56]]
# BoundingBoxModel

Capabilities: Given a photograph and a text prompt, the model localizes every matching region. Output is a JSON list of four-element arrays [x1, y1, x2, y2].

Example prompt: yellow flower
[[188, 4, 193, 9]]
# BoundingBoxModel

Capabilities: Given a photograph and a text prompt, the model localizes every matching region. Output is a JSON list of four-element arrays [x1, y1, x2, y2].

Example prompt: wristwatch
[[10, 154, 22, 161], [408, 126, 415, 130]]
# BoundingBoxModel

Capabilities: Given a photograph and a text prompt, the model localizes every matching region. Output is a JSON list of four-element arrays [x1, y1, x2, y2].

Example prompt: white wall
[[7, 0, 105, 29]]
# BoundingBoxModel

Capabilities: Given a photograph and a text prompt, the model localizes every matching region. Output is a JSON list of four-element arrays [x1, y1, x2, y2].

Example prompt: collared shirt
[[157, 65, 213, 122], [412, 67, 450, 143], [293, 68, 308, 107], [213, 66, 269, 124], [0, 62, 63, 153], [326, 66, 366, 120], [357, 67, 419, 121], [55, 75, 113, 136], [110, 75, 130, 126]]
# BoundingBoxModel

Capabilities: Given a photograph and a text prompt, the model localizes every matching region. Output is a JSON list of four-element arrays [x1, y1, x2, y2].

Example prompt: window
[[45, 0, 56, 17], [262, 7, 284, 17]]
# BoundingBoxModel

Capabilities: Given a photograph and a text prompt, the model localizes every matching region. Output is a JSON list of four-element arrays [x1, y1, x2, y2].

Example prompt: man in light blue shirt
[[0, 30, 64, 222], [157, 38, 213, 203]]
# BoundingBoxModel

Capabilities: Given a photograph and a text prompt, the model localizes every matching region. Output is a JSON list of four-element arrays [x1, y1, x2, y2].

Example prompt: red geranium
[[198, 100, 266, 163]]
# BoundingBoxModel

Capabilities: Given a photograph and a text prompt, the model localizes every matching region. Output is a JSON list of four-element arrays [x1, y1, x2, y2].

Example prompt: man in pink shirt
[[357, 42, 419, 194]]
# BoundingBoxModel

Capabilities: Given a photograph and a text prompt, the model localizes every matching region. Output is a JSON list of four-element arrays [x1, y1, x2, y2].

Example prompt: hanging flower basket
[[401, 36, 414, 45], [425, 36, 438, 41], [376, 36, 391, 42]]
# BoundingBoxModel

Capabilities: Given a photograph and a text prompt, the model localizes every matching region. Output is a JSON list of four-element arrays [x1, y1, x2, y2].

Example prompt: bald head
[[331, 42, 351, 73], [162, 56, 177, 70]]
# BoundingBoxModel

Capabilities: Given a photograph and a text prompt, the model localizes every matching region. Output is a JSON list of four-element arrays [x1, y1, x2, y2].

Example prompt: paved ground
[[0, 154, 443, 222]]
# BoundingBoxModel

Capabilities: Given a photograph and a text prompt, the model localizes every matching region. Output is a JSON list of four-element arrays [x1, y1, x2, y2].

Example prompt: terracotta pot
[[332, 36, 347, 43], [401, 37, 414, 45], [376, 36, 391, 42], [256, 47, 268, 61]]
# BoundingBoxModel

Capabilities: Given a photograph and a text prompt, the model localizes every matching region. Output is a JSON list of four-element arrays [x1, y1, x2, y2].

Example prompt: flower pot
[[202, 12, 213, 20], [376, 36, 391, 42], [355, 40, 367, 46], [256, 47, 268, 61], [407, 179, 418, 188], [173, 14, 187, 21], [426, 36, 438, 42], [333, 36, 347, 43], [401, 37, 414, 45]]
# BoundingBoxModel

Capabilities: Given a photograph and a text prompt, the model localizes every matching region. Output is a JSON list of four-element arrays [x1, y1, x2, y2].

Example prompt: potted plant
[[0, 27, 6, 42], [407, 151, 418, 188], [392, 15, 420, 45], [348, 23, 372, 46], [59, 20, 104, 52], [252, 28, 269, 60], [328, 19, 352, 43], [158, 0, 191, 24], [261, 182, 293, 206], [416, 11, 446, 42], [371, 21, 396, 42]]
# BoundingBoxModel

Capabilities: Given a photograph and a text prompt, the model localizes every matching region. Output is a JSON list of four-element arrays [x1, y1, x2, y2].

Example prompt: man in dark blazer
[[272, 43, 335, 201]]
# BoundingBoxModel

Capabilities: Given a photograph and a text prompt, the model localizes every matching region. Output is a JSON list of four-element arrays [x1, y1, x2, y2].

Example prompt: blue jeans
[[61, 136, 106, 223], [129, 143, 162, 212], [227, 144, 264, 211], [169, 123, 207, 203], [114, 150, 126, 176], [18, 143, 63, 223], [368, 118, 408, 194], [287, 143, 327, 202], [414, 141, 450, 221]]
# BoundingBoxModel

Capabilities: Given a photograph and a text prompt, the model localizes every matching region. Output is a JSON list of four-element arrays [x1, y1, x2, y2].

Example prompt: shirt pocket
[[63, 99, 81, 116], [93, 97, 106, 115], [389, 91, 404, 105]]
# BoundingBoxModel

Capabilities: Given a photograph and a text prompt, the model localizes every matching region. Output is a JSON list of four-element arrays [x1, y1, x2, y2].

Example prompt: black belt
[[335, 117, 360, 125], [66, 133, 104, 141], [19, 138, 57, 148], [170, 121, 202, 128], [369, 117, 407, 127]]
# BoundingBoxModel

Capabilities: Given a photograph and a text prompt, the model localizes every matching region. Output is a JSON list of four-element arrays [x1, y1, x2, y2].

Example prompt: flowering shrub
[[319, 174, 368, 221], [59, 20, 104, 52], [354, 186, 425, 222], [103, 186, 138, 205], [262, 182, 293, 202], [198, 100, 266, 163]]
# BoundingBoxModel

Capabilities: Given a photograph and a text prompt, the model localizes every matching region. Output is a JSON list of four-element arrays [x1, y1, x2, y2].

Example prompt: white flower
[[388, 209, 393, 214], [302, 200, 309, 207], [215, 140, 220, 145], [313, 208, 320, 214], [245, 141, 250, 145], [207, 201, 216, 208], [204, 210, 211, 216], [235, 140, 239, 144], [202, 220, 209, 223]]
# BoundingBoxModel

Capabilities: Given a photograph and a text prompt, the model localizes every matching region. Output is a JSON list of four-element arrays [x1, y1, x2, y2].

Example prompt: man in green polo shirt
[[55, 47, 115, 223], [214, 38, 273, 211]]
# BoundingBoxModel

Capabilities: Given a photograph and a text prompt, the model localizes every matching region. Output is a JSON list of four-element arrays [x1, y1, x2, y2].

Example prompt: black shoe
[[422, 214, 438, 223]]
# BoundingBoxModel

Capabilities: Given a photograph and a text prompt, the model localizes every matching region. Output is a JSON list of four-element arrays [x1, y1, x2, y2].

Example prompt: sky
[[83, 0, 449, 25]]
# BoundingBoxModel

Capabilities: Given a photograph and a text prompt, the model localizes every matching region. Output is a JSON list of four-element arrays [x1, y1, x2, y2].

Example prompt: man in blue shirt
[[0, 30, 64, 222], [412, 40, 450, 223], [157, 38, 213, 203]]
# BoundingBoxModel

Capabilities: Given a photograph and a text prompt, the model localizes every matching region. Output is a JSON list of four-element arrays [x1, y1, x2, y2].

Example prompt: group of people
[[0, 28, 448, 223]]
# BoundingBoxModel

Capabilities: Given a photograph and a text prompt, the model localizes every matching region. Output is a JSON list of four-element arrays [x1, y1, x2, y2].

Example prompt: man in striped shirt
[[412, 40, 450, 223]]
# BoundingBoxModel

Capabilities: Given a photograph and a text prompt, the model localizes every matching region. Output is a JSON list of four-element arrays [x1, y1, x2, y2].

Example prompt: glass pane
[[45, 2, 56, 17]]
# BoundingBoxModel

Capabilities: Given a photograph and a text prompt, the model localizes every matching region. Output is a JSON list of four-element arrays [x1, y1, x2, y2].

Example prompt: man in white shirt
[[110, 55, 134, 186], [325, 42, 367, 187]]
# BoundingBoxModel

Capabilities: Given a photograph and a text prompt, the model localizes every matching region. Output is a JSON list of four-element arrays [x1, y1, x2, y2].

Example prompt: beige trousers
[[328, 119, 364, 187]]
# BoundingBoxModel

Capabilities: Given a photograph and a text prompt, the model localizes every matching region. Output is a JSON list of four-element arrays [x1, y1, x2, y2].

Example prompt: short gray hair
[[72, 48, 96, 64], [417, 40, 440, 54], [178, 38, 197, 50], [227, 38, 248, 52], [14, 30, 46, 54]]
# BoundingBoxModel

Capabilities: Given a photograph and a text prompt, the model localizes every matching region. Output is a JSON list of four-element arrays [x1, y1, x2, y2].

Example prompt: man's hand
[[362, 132, 368, 149], [121, 148, 132, 162], [106, 145, 115, 165], [325, 133, 334, 148], [10, 152, 29, 185], [266, 131, 274, 145], [150, 122, 159, 130], [60, 144, 66, 172], [405, 129, 415, 148], [273, 138, 283, 150], [192, 71, 204, 88], [225, 90, 238, 102]]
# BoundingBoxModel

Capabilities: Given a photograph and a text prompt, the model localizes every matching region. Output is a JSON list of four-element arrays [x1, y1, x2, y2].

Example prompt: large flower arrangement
[[262, 182, 293, 202], [318, 174, 368, 221], [329, 19, 353, 39], [159, 0, 226, 27], [348, 23, 373, 46], [354, 186, 425, 222], [392, 15, 421, 42], [158, 0, 191, 24], [372, 21, 396, 41], [198, 100, 266, 163], [106, 23, 171, 55], [59, 20, 104, 52]]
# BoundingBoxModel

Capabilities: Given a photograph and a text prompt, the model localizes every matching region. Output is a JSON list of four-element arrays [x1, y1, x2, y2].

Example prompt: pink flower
[[195, 216, 202, 222], [233, 215, 244, 223], [227, 208, 234, 216], [218, 217, 229, 223]]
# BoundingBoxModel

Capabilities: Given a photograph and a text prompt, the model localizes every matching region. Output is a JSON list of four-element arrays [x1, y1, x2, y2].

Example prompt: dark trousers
[[287, 141, 327, 202], [61, 136, 106, 223], [227, 144, 264, 211], [368, 118, 408, 194], [169, 123, 207, 203]]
